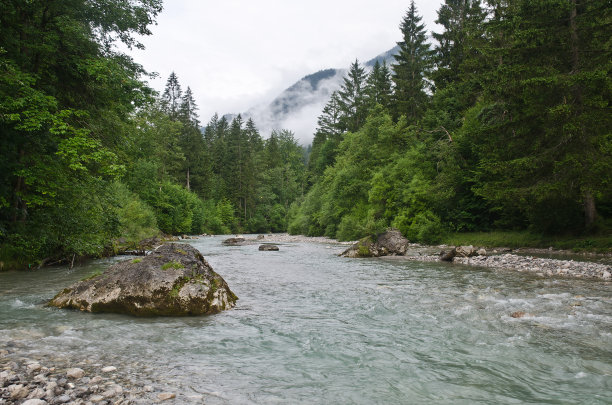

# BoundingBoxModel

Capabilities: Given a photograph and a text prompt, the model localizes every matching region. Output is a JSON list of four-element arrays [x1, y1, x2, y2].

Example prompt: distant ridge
[[223, 46, 399, 144]]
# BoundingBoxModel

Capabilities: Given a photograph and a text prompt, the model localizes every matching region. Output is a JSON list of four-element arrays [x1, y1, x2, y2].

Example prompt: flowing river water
[[1, 236, 611, 404]]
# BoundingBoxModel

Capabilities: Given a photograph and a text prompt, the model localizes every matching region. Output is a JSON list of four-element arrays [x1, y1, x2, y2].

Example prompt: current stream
[[1, 236, 611, 404]]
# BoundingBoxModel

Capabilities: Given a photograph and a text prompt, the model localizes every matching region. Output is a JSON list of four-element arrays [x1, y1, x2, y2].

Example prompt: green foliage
[[111, 183, 159, 245], [162, 261, 185, 271], [395, 211, 445, 245], [295, 0, 611, 247]]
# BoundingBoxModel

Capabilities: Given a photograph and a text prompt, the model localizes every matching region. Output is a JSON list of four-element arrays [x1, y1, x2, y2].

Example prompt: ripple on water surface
[[1, 236, 611, 404]]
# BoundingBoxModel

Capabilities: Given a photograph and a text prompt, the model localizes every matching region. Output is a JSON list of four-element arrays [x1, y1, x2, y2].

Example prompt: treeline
[[289, 0, 612, 242], [131, 72, 306, 236], [0, 1, 305, 268]]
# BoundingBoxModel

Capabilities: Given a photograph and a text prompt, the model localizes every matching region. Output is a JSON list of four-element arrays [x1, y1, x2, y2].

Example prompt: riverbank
[[244, 233, 612, 281], [397, 250, 611, 281], [442, 230, 612, 253], [0, 350, 163, 404]]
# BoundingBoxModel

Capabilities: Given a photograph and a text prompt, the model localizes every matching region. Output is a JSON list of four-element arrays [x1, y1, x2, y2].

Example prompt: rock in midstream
[[49, 243, 237, 316], [341, 229, 409, 258]]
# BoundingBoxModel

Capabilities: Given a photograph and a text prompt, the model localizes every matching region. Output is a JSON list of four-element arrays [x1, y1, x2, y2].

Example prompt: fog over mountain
[[225, 46, 399, 145]]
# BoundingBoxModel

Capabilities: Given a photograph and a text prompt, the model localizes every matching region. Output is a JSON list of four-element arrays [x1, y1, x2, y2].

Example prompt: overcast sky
[[129, 0, 443, 129]]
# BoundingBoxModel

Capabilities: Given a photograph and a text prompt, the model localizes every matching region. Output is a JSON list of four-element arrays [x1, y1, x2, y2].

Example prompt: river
[[1, 236, 611, 404]]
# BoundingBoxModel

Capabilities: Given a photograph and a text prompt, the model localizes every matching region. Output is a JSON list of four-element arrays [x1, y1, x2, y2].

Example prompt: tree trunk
[[186, 167, 190, 191], [584, 190, 597, 229]]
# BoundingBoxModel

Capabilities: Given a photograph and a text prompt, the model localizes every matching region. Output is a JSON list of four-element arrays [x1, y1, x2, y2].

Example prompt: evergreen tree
[[337, 59, 370, 133], [366, 60, 393, 110], [392, 1, 434, 122], [432, 0, 486, 90], [308, 91, 343, 179], [469, 0, 612, 232], [162, 72, 182, 119], [179, 86, 199, 127]]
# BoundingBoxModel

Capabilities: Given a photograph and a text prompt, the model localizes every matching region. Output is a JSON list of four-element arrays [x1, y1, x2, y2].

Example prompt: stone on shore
[[456, 245, 477, 258], [259, 244, 279, 251], [49, 243, 237, 316], [22, 400, 48, 405], [158, 392, 176, 400], [341, 229, 409, 258], [65, 368, 85, 379], [440, 248, 456, 262]]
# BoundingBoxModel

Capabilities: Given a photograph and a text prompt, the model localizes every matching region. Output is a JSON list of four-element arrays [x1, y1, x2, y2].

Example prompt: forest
[[1, 0, 610, 269]]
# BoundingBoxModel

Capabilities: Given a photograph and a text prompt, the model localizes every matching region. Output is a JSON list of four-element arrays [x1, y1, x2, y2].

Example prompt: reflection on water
[[1, 236, 611, 404]]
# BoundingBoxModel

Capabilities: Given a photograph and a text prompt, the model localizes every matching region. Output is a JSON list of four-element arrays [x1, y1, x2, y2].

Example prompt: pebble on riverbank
[[0, 355, 161, 405], [453, 253, 612, 280], [401, 251, 611, 281]]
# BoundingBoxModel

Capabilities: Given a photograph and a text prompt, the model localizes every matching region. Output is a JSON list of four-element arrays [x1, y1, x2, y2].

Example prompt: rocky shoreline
[[0, 352, 170, 404], [393, 246, 612, 281], [247, 233, 612, 281]]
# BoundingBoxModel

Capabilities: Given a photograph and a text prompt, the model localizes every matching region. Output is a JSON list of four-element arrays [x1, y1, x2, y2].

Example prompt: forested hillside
[[1, 0, 610, 269], [289, 0, 612, 243], [0, 1, 305, 269]]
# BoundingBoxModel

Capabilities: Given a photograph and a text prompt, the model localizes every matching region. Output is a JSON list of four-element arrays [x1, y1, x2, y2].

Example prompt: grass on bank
[[442, 231, 612, 252]]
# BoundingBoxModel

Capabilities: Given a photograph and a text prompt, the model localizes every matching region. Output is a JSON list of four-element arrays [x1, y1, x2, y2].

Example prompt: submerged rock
[[341, 229, 409, 258], [49, 243, 237, 316], [259, 244, 279, 251], [222, 237, 246, 246]]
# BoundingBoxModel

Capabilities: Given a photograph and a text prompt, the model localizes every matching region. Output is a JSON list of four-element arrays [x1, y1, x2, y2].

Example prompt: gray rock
[[27, 363, 42, 373], [66, 368, 85, 380], [341, 228, 409, 258], [456, 245, 477, 258], [9, 383, 29, 400], [100, 366, 116, 373], [51, 394, 71, 404], [27, 387, 46, 399], [440, 248, 456, 262], [22, 400, 48, 405], [89, 394, 105, 403], [222, 237, 245, 246], [476, 248, 487, 256], [49, 243, 238, 316], [259, 244, 279, 251]]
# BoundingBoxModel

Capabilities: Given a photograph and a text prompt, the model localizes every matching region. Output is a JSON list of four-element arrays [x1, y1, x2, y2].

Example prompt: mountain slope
[[231, 46, 399, 144]]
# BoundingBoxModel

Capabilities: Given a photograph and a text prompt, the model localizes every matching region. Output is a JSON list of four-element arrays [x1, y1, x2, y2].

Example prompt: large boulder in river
[[222, 236, 246, 246], [49, 243, 237, 316], [341, 228, 409, 258]]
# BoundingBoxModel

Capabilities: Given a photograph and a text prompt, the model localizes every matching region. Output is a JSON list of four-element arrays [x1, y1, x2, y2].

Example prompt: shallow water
[[1, 236, 611, 404]]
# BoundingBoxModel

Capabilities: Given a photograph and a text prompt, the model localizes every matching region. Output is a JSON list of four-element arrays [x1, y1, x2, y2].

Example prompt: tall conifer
[[392, 1, 433, 122]]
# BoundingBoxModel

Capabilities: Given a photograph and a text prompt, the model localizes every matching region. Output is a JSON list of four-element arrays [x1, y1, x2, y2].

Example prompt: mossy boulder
[[341, 228, 409, 258], [49, 243, 237, 316]]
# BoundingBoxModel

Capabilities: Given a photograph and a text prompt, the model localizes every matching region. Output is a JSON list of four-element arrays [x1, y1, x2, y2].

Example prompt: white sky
[[129, 0, 443, 129]]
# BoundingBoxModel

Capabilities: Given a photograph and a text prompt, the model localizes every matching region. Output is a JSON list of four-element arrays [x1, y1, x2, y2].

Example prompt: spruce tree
[[471, 0, 612, 232], [179, 86, 199, 127], [162, 72, 182, 119], [308, 92, 343, 179], [432, 0, 486, 90], [337, 59, 370, 133], [366, 60, 393, 111], [392, 1, 433, 122]]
